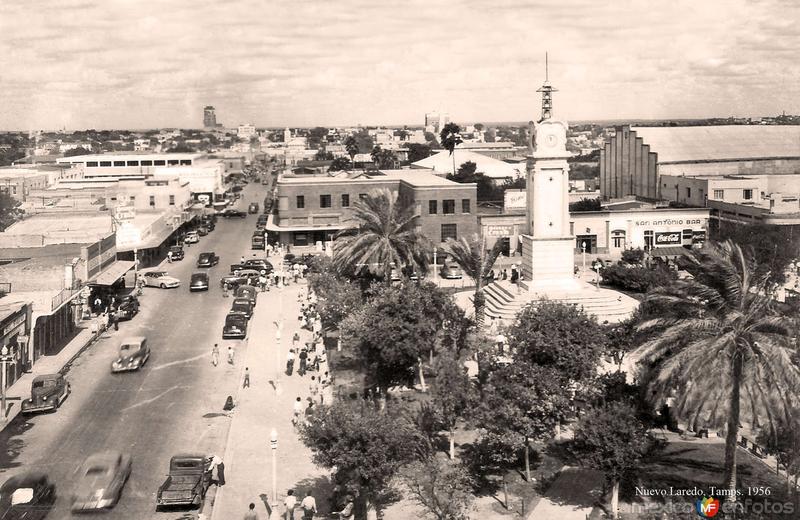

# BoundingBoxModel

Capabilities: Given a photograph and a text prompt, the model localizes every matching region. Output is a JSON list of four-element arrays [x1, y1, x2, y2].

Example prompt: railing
[[51, 287, 80, 311]]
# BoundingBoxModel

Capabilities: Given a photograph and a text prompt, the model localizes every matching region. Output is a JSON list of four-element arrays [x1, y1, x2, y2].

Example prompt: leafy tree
[[601, 263, 676, 293], [63, 146, 92, 157], [568, 197, 601, 212], [447, 164, 499, 202], [604, 316, 638, 373], [715, 222, 799, 287], [439, 123, 463, 175], [354, 130, 374, 154], [329, 157, 351, 172], [442, 233, 503, 325], [424, 131, 439, 147], [370, 146, 398, 169], [473, 123, 484, 132], [620, 248, 645, 265], [314, 149, 335, 161], [508, 300, 606, 385], [308, 268, 363, 331], [483, 128, 496, 143], [456, 161, 476, 177], [463, 430, 519, 508], [756, 417, 800, 494], [0, 193, 22, 231], [344, 136, 359, 170], [168, 143, 196, 153], [332, 189, 429, 283], [570, 402, 649, 519], [405, 143, 432, 163], [308, 126, 329, 149], [402, 457, 474, 520], [299, 400, 425, 519], [431, 353, 475, 459], [634, 240, 800, 501]]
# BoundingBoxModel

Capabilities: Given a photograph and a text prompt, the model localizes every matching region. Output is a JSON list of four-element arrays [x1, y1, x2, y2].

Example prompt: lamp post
[[270, 428, 278, 506], [581, 241, 586, 273], [433, 250, 438, 287], [275, 279, 284, 395], [0, 346, 13, 421]]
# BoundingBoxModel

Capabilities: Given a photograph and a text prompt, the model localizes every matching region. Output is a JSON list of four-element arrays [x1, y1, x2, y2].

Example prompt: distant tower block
[[203, 106, 217, 129]]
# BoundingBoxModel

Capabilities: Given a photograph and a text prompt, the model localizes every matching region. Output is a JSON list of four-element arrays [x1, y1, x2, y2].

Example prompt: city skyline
[[0, 0, 798, 131]]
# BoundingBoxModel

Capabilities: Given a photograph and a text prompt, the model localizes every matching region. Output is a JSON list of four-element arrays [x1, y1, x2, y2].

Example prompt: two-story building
[[267, 169, 477, 248]]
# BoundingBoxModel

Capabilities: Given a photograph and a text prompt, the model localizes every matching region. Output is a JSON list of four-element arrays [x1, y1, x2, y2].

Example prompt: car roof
[[1, 471, 49, 490], [83, 451, 123, 466], [236, 284, 257, 290], [120, 336, 146, 345], [171, 453, 206, 461], [200, 251, 215, 255], [32, 373, 61, 383], [192, 272, 208, 277], [227, 311, 248, 317]]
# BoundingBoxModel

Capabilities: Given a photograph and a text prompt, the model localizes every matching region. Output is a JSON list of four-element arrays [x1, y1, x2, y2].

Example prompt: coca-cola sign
[[655, 232, 681, 245]]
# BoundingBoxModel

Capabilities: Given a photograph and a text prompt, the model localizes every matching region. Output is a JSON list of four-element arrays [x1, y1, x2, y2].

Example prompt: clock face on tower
[[533, 121, 566, 154]]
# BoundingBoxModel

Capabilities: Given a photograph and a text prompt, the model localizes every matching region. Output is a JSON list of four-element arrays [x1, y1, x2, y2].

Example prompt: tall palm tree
[[633, 240, 800, 500], [442, 233, 503, 326], [332, 189, 428, 284], [439, 122, 463, 176], [344, 136, 359, 171]]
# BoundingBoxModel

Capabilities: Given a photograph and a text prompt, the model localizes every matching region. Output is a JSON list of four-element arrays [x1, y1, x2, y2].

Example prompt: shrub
[[620, 248, 645, 265], [602, 264, 676, 293]]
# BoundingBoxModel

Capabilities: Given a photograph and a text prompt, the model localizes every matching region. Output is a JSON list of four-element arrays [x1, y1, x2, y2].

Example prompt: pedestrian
[[292, 332, 300, 350], [284, 489, 297, 520], [334, 495, 354, 519], [228, 345, 235, 365], [304, 400, 314, 420], [298, 348, 308, 377], [292, 396, 303, 425], [93, 296, 103, 316], [309, 375, 319, 403], [259, 274, 267, 292], [109, 309, 118, 331], [243, 367, 250, 388], [240, 255, 246, 264], [167, 250, 173, 263], [502, 268, 508, 280], [286, 348, 295, 376], [209, 454, 225, 485], [244, 502, 259, 520], [510, 265, 518, 284], [300, 490, 317, 520], [212, 343, 220, 366]]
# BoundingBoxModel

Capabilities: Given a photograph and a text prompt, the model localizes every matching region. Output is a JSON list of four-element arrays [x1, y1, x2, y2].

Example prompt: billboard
[[654, 231, 681, 246], [504, 189, 526, 212]]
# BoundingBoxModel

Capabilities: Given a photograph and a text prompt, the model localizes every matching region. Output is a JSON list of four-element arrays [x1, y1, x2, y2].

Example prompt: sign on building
[[504, 189, 526, 212], [654, 231, 682, 246]]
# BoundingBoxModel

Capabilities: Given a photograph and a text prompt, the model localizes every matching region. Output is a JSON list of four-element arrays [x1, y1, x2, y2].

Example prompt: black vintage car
[[222, 312, 248, 339], [197, 252, 219, 268], [0, 471, 56, 520], [116, 294, 139, 320], [168, 246, 185, 261], [21, 374, 70, 414], [230, 298, 254, 319], [220, 209, 246, 219], [190, 273, 209, 292]]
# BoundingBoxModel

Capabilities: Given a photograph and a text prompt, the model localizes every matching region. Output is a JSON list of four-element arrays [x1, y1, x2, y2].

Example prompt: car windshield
[[150, 272, 166, 277], [85, 466, 108, 476], [33, 379, 57, 389], [120, 344, 135, 352], [232, 302, 248, 311]]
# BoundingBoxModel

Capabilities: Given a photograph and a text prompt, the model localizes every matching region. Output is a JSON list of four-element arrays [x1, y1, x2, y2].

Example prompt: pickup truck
[[156, 454, 212, 510], [229, 258, 273, 274]]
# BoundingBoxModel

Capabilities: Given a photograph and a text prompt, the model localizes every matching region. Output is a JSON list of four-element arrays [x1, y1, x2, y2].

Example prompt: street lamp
[[270, 428, 278, 506], [581, 241, 586, 273], [275, 280, 284, 396], [0, 346, 13, 421], [433, 250, 439, 287]]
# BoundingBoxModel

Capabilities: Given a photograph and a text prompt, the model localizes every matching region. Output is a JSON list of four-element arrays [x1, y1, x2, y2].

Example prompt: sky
[[0, 0, 798, 130]]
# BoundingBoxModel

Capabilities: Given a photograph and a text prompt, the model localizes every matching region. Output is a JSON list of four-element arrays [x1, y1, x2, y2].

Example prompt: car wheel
[[160, 283, 166, 289]]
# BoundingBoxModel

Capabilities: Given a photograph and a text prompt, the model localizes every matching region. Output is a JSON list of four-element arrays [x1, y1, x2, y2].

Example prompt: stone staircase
[[479, 281, 638, 324]]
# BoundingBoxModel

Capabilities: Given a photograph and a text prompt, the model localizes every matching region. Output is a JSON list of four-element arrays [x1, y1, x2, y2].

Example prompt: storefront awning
[[91, 260, 135, 286], [264, 213, 350, 233], [651, 246, 688, 258]]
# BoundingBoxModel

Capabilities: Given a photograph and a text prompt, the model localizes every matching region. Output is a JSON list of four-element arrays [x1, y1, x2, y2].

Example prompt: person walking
[[299, 490, 317, 520], [259, 274, 267, 292], [286, 348, 295, 376], [284, 489, 297, 520], [292, 332, 300, 350], [333, 495, 354, 519], [212, 344, 220, 366], [228, 345, 235, 365], [292, 397, 303, 426], [244, 502, 259, 520], [109, 309, 119, 331], [309, 375, 320, 404], [298, 348, 308, 377], [243, 367, 250, 388], [167, 250, 173, 263], [209, 454, 225, 486]]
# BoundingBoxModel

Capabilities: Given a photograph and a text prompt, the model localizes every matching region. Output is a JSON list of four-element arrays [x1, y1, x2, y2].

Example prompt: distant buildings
[[203, 106, 222, 128], [237, 124, 256, 139], [424, 111, 450, 134]]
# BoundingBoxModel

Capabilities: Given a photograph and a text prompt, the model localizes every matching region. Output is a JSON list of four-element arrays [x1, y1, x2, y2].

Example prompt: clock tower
[[519, 69, 577, 290]]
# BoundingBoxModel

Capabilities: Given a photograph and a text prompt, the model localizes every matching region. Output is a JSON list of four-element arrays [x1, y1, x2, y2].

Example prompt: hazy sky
[[0, 0, 797, 130]]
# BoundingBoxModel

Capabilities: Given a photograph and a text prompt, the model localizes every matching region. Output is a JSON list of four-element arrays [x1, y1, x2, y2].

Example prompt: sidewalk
[[526, 466, 604, 520], [210, 279, 328, 520], [1, 323, 100, 432]]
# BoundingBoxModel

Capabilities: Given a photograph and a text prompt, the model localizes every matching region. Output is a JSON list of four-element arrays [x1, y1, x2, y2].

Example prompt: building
[[411, 149, 524, 181], [0, 300, 33, 391], [455, 142, 520, 161], [600, 125, 800, 201], [424, 111, 450, 134], [204, 106, 218, 128], [238, 124, 257, 139], [267, 169, 477, 247], [0, 167, 53, 201]]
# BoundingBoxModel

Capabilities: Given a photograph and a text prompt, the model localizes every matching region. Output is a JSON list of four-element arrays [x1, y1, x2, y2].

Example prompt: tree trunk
[[610, 479, 620, 519], [418, 357, 427, 392], [524, 439, 531, 482], [723, 353, 744, 503], [449, 429, 455, 460], [452, 150, 456, 177], [502, 474, 509, 509]]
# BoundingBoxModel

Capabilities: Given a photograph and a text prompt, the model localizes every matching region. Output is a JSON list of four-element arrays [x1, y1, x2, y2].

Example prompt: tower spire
[[536, 52, 557, 122]]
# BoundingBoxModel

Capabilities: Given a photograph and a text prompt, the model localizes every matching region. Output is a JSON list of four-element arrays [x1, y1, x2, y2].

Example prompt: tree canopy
[[404, 143, 432, 164]]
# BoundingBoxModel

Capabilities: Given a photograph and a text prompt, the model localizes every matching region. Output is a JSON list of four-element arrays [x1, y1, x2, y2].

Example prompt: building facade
[[204, 106, 218, 128]]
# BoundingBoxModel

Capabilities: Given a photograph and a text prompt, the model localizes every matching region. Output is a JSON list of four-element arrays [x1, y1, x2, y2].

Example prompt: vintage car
[[234, 285, 258, 305], [230, 298, 254, 319], [196, 226, 209, 237], [71, 451, 132, 512], [115, 294, 139, 321], [251, 235, 265, 250], [143, 271, 180, 289], [111, 337, 150, 373], [184, 231, 200, 244], [0, 471, 56, 520], [156, 454, 212, 510], [230, 258, 273, 275], [197, 252, 219, 268], [256, 214, 268, 226], [248, 202, 259, 214], [219, 274, 248, 289], [190, 273, 210, 292], [222, 311, 248, 339], [220, 208, 246, 219], [168, 245, 185, 261], [21, 374, 70, 414], [439, 260, 463, 279]]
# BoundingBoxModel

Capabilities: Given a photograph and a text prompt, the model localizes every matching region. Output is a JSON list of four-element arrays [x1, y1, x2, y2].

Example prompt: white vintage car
[[143, 271, 180, 289]]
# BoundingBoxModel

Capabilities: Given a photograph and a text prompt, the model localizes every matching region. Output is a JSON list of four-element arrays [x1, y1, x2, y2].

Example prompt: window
[[149, 195, 155, 207], [86, 161, 98, 167], [341, 194, 350, 207], [359, 193, 367, 200], [129, 196, 135, 202], [141, 160, 153, 166], [743, 189, 753, 200], [443, 200, 455, 214], [320, 194, 331, 208], [429, 200, 438, 214], [685, 187, 691, 198], [441, 224, 457, 241], [611, 230, 626, 248], [169, 195, 175, 206], [644, 230, 654, 249], [461, 199, 471, 213], [126, 160, 139, 166], [682, 229, 693, 241], [167, 159, 179, 166], [100, 161, 112, 167], [154, 160, 166, 166], [713, 189, 724, 200], [296, 195, 305, 209], [180, 159, 192, 165], [113, 161, 125, 167]]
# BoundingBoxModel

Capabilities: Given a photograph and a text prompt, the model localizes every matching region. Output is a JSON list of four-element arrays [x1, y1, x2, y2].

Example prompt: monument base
[[519, 234, 576, 290]]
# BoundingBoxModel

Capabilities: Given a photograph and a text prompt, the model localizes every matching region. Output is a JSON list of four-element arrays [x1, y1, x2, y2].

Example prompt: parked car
[[222, 311, 248, 339], [440, 261, 463, 279], [220, 209, 246, 219], [156, 454, 212, 511], [190, 273, 210, 292], [184, 231, 199, 244], [230, 298, 254, 319], [257, 214, 268, 226], [248, 202, 259, 214], [21, 374, 70, 414], [0, 471, 56, 520], [234, 284, 258, 306], [201, 219, 215, 232], [115, 294, 139, 320], [251, 235, 265, 250], [196, 226, 209, 237], [71, 451, 132, 512], [143, 271, 180, 288], [219, 274, 248, 289], [230, 258, 273, 274], [168, 245, 185, 261], [111, 336, 150, 373], [197, 252, 219, 268]]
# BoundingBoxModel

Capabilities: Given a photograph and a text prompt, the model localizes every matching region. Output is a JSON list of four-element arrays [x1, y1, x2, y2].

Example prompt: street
[[0, 182, 269, 519]]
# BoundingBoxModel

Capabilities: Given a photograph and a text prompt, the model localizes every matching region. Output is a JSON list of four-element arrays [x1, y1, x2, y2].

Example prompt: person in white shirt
[[283, 489, 297, 520], [300, 490, 317, 520]]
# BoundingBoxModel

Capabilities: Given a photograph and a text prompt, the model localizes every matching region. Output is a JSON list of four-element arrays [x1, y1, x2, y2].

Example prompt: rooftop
[[631, 125, 800, 164], [278, 168, 467, 188], [57, 152, 204, 164], [412, 150, 524, 179], [4, 210, 160, 238]]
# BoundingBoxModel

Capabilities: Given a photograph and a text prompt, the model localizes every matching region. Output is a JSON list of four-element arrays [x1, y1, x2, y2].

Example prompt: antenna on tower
[[536, 53, 557, 122], [545, 52, 549, 82]]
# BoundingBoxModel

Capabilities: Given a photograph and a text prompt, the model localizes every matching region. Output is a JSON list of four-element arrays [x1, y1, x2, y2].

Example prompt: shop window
[[296, 195, 305, 209], [293, 232, 309, 246], [713, 189, 724, 199], [429, 200, 438, 214], [154, 160, 166, 166], [443, 200, 455, 214], [320, 194, 331, 208], [100, 161, 112, 167], [611, 230, 626, 248], [743, 189, 753, 200], [341, 194, 350, 207], [149, 195, 155, 207], [462, 199, 471, 213], [141, 160, 153, 166], [180, 159, 192, 165], [167, 159, 179, 166], [441, 223, 457, 241]]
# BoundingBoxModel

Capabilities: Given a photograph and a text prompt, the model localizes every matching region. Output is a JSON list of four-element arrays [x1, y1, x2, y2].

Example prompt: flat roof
[[4, 210, 161, 237], [57, 152, 204, 164], [278, 168, 468, 188]]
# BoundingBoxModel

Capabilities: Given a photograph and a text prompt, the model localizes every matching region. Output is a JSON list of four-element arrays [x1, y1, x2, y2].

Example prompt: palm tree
[[332, 189, 428, 284], [344, 136, 359, 171], [442, 233, 503, 326], [633, 240, 800, 500], [439, 123, 463, 176]]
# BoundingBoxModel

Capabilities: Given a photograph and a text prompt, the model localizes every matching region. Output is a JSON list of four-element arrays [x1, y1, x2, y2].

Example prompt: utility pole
[[0, 346, 13, 421]]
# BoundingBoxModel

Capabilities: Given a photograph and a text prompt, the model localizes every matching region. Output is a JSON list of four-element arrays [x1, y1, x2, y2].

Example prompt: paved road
[[0, 182, 269, 519]]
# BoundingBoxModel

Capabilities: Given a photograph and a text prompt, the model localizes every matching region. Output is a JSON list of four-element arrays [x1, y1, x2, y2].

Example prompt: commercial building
[[0, 301, 33, 392], [237, 124, 257, 139], [204, 106, 220, 128], [600, 125, 800, 201], [267, 169, 477, 247]]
